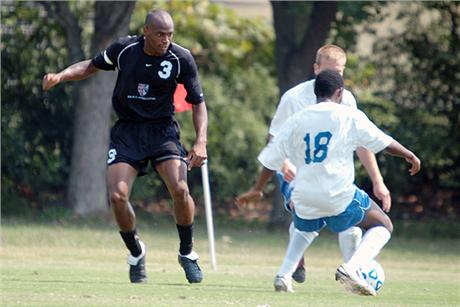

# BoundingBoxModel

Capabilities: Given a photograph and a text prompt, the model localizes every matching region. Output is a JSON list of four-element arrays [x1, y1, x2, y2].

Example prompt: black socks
[[176, 224, 193, 255], [120, 225, 193, 257], [120, 230, 142, 257]]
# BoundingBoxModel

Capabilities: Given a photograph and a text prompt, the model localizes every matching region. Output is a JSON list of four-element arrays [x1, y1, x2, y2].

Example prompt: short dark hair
[[145, 9, 172, 28], [314, 70, 344, 99]]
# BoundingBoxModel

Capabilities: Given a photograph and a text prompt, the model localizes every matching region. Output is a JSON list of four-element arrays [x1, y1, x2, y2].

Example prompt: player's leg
[[108, 162, 138, 231], [275, 228, 318, 292], [332, 189, 386, 295], [156, 158, 202, 283], [336, 198, 392, 296], [345, 200, 392, 271], [289, 221, 309, 283], [338, 226, 363, 262], [107, 162, 147, 283], [275, 173, 307, 283]]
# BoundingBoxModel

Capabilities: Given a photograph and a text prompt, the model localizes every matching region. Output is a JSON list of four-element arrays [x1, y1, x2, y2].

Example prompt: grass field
[[1, 215, 459, 306]]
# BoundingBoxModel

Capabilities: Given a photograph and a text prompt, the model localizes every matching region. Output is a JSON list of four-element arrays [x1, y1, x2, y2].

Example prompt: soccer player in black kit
[[43, 10, 207, 284]]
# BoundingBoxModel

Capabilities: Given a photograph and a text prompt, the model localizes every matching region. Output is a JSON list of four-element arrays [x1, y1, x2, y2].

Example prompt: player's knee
[[343, 226, 363, 238], [109, 191, 128, 208], [385, 219, 394, 234], [170, 183, 190, 203]]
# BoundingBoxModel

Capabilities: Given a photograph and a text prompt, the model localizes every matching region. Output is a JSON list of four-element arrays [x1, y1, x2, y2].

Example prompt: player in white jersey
[[236, 70, 420, 295], [269, 45, 391, 283]]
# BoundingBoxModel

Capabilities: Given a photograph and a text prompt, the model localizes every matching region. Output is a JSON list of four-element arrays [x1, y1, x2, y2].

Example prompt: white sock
[[277, 229, 318, 277], [338, 226, 363, 262], [345, 226, 391, 270], [289, 221, 295, 237]]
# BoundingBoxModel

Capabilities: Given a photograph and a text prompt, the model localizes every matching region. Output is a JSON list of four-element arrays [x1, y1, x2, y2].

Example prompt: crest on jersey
[[137, 83, 149, 96]]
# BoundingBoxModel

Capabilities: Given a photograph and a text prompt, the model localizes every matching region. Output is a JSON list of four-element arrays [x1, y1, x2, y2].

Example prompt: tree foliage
[[2, 2, 74, 212], [350, 2, 460, 218]]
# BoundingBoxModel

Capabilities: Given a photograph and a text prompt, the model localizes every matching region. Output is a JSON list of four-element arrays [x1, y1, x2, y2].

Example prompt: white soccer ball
[[360, 260, 385, 292]]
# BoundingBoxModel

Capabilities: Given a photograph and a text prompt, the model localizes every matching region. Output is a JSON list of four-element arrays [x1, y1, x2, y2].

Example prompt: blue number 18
[[304, 131, 332, 164]]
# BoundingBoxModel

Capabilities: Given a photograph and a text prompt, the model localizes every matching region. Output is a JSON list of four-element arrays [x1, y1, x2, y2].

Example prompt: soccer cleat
[[274, 275, 294, 293], [335, 264, 376, 296], [292, 257, 306, 283], [178, 251, 203, 283], [127, 240, 147, 283]]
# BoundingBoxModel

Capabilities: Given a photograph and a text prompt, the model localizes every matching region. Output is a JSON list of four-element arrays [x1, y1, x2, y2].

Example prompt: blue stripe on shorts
[[293, 187, 371, 233]]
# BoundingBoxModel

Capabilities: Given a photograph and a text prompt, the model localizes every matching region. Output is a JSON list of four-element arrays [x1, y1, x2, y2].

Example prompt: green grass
[[1, 216, 459, 306]]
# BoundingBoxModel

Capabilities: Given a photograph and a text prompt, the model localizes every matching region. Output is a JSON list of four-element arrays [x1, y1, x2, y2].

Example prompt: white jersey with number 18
[[259, 102, 393, 219]]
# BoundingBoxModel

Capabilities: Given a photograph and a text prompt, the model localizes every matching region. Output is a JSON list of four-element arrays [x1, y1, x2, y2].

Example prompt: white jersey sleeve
[[269, 91, 300, 138], [351, 110, 393, 153], [258, 116, 299, 171], [342, 89, 357, 109]]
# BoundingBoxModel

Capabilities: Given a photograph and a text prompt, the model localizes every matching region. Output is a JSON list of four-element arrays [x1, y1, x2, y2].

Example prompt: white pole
[[201, 161, 217, 270]]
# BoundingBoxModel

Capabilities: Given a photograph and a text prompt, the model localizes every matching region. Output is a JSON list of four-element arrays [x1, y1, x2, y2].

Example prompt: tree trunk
[[68, 71, 116, 216], [268, 1, 337, 229], [70, 1, 136, 216], [272, 1, 337, 95]]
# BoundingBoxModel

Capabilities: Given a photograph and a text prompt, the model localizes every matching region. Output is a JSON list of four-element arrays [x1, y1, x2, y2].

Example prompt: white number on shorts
[[158, 60, 172, 79], [107, 148, 117, 164]]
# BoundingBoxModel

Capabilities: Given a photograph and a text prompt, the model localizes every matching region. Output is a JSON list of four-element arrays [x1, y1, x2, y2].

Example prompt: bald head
[[145, 9, 174, 30], [143, 9, 174, 56]]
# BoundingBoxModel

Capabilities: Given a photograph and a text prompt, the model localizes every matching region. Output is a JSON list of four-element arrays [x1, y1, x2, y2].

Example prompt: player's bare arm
[[187, 102, 208, 170], [235, 167, 275, 206], [384, 140, 421, 176], [356, 147, 391, 211], [42, 59, 99, 91]]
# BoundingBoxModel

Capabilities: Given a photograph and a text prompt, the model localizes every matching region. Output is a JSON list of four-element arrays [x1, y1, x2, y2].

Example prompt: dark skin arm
[[42, 59, 99, 91], [235, 167, 275, 206], [356, 146, 391, 210], [187, 102, 208, 170], [384, 140, 421, 176]]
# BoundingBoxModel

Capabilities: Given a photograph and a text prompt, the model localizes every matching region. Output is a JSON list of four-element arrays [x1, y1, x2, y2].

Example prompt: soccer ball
[[360, 260, 385, 292]]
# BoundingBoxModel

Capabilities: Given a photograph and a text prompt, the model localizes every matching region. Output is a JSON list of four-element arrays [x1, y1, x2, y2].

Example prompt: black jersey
[[92, 36, 204, 121]]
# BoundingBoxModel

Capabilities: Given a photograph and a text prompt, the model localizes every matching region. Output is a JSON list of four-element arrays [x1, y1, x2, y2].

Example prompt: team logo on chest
[[137, 83, 149, 96]]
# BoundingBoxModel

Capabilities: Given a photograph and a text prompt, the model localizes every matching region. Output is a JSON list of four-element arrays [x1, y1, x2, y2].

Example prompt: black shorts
[[106, 117, 188, 176]]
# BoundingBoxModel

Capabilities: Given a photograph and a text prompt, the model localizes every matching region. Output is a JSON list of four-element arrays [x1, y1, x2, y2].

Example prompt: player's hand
[[373, 181, 391, 212], [42, 73, 61, 91], [186, 141, 207, 171], [406, 153, 421, 176], [235, 188, 263, 207], [281, 160, 296, 182]]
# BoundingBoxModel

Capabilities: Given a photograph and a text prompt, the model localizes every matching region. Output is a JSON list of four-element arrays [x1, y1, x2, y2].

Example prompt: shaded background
[[2, 1, 459, 233]]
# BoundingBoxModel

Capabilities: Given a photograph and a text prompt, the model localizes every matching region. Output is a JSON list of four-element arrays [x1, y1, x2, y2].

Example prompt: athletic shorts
[[276, 172, 294, 213], [293, 187, 371, 233], [106, 117, 187, 176]]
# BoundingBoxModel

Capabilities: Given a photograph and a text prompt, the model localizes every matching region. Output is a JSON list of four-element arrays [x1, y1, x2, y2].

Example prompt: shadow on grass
[[155, 282, 271, 292], [4, 277, 272, 293]]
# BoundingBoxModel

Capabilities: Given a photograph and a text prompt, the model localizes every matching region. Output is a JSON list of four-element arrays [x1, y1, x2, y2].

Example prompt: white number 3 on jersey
[[158, 60, 172, 79]]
